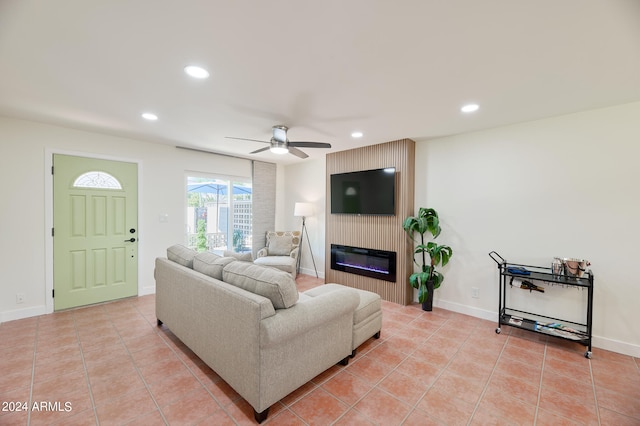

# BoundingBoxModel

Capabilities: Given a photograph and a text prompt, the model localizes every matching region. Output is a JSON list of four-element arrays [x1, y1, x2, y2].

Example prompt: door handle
[[125, 238, 136, 243]]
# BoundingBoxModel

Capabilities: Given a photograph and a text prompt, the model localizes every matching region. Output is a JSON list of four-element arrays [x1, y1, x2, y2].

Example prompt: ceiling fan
[[225, 125, 331, 159]]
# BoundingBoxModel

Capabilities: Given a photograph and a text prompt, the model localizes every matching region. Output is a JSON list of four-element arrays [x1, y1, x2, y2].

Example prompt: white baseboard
[[435, 298, 640, 358], [435, 298, 497, 323], [1, 305, 47, 324], [299, 267, 324, 279], [592, 336, 640, 358], [139, 286, 156, 296]]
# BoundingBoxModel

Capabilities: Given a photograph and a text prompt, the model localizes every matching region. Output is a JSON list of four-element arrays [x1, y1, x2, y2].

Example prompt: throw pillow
[[167, 244, 197, 268], [193, 252, 236, 280], [223, 250, 253, 262], [222, 261, 299, 309], [268, 235, 292, 256]]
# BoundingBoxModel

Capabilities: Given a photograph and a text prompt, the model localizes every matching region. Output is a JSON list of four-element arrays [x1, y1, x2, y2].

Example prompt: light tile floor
[[1, 274, 638, 425]]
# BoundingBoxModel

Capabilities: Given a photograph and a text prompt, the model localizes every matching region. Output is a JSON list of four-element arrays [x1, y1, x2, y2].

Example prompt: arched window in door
[[73, 171, 122, 189]]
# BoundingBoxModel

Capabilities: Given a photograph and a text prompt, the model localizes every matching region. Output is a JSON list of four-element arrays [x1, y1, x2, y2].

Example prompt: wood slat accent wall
[[325, 139, 415, 305]]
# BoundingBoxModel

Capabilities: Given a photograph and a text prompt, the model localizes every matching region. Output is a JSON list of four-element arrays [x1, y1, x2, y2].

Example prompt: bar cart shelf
[[489, 251, 594, 358]]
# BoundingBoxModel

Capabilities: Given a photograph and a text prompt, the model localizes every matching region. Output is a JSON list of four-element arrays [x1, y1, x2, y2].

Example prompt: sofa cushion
[[253, 255, 296, 272], [167, 244, 197, 268], [193, 252, 236, 280], [223, 261, 299, 309], [268, 235, 293, 256], [223, 250, 253, 262], [307, 284, 382, 325]]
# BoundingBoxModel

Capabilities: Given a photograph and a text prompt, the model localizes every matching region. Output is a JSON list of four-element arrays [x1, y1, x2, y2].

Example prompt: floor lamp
[[294, 202, 318, 278]]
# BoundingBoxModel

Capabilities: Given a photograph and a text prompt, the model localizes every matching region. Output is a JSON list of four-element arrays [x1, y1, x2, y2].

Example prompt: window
[[73, 171, 122, 189], [186, 175, 252, 253]]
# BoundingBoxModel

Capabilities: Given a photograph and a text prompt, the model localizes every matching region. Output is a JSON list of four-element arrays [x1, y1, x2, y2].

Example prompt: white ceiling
[[1, 0, 639, 164]]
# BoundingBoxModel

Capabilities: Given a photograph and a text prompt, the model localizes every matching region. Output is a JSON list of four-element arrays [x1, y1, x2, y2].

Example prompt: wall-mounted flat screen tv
[[330, 167, 396, 215]]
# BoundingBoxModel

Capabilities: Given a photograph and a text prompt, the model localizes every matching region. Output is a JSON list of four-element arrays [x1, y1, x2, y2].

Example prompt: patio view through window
[[186, 176, 252, 253]]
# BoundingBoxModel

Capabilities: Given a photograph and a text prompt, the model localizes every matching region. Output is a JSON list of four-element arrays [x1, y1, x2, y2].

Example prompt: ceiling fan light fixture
[[270, 147, 289, 155], [270, 139, 288, 155], [272, 125, 288, 142]]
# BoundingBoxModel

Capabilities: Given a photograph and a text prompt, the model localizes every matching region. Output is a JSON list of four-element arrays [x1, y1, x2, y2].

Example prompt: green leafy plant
[[196, 219, 207, 252], [402, 208, 453, 303]]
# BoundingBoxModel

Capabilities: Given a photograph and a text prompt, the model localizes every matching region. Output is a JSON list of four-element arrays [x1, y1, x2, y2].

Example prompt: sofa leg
[[350, 349, 357, 358], [374, 330, 381, 339], [337, 356, 349, 366], [157, 319, 163, 326], [254, 408, 269, 424]]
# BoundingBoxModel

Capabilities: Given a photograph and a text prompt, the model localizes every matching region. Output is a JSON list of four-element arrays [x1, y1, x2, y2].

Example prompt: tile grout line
[[8, 292, 638, 425], [462, 321, 510, 426], [289, 318, 395, 424], [73, 305, 103, 425], [398, 314, 453, 425], [112, 299, 171, 426], [275, 279, 390, 423], [533, 341, 548, 425], [588, 354, 601, 426], [335, 323, 418, 424], [330, 311, 451, 425], [141, 301, 241, 425], [27, 319, 39, 426]]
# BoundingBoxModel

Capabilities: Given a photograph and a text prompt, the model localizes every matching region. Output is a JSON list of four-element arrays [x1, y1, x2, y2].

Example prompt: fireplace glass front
[[330, 244, 396, 282]]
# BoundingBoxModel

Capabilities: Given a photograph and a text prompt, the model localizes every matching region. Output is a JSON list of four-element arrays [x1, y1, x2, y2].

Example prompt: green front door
[[53, 154, 138, 310]]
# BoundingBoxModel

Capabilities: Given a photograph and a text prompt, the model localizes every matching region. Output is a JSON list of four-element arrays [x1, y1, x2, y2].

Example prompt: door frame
[[44, 149, 143, 314]]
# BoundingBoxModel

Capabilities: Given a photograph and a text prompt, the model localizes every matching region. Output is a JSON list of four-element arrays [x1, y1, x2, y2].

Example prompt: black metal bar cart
[[489, 251, 594, 358]]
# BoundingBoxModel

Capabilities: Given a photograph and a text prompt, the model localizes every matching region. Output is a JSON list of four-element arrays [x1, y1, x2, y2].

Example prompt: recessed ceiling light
[[141, 112, 158, 121], [351, 131, 363, 138], [461, 104, 479, 113], [184, 65, 210, 79]]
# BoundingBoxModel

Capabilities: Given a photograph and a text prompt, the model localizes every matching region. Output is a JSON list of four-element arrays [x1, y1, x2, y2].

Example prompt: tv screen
[[330, 168, 396, 215]]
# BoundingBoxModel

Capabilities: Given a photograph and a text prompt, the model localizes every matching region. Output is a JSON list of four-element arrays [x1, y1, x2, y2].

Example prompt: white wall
[[4, 100, 639, 356], [0, 117, 253, 322], [417, 101, 640, 357], [281, 157, 327, 278]]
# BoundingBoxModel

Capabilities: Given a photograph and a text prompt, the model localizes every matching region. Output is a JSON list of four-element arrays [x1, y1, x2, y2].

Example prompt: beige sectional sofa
[[155, 245, 380, 423]]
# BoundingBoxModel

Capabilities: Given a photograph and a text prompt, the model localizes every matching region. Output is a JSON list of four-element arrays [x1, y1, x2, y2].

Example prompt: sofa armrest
[[256, 247, 268, 258], [289, 247, 299, 260], [260, 288, 359, 348]]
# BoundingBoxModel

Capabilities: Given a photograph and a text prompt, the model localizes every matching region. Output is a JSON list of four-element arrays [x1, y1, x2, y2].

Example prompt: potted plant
[[402, 208, 453, 311]]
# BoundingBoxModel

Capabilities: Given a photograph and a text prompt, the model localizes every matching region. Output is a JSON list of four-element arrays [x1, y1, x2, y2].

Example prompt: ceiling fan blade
[[288, 146, 309, 159], [288, 141, 332, 149], [225, 137, 269, 144], [250, 146, 271, 154]]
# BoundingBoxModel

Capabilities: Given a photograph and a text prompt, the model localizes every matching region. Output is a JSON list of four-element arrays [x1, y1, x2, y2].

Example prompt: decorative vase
[[421, 279, 435, 311]]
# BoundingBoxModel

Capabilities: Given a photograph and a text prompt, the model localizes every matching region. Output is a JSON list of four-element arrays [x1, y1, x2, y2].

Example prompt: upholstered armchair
[[254, 231, 301, 278]]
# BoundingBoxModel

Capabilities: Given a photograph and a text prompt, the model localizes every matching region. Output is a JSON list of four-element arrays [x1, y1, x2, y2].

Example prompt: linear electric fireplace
[[330, 244, 397, 282]]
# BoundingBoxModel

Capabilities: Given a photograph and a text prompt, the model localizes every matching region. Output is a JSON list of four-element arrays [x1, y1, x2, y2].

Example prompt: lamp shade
[[294, 202, 314, 217]]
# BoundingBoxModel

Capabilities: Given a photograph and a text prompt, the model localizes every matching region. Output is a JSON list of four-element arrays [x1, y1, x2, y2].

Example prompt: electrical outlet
[[472, 287, 480, 299], [16, 293, 25, 304]]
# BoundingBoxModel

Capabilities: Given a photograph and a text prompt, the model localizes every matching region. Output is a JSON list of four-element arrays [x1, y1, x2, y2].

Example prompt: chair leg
[[374, 330, 381, 339]]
